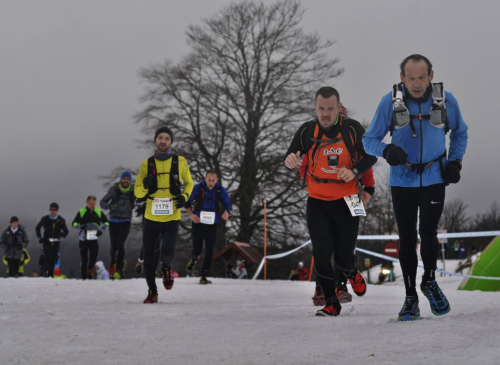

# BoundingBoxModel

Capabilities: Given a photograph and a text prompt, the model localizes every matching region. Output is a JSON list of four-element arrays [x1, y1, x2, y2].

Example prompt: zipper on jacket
[[419, 103, 423, 187]]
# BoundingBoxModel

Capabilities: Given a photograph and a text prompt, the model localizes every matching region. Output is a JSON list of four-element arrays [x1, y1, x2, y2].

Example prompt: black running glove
[[143, 176, 153, 190], [173, 194, 186, 209], [383, 144, 408, 166], [443, 160, 462, 184], [96, 230, 103, 237]]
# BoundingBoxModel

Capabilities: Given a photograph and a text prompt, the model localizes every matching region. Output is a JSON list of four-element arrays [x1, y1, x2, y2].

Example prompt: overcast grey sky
[[1, 0, 499, 230]]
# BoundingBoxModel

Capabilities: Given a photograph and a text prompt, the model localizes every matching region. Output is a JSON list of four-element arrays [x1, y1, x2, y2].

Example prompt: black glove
[[383, 144, 408, 166], [173, 194, 186, 209], [443, 160, 462, 184], [143, 176, 153, 190], [96, 230, 103, 237]]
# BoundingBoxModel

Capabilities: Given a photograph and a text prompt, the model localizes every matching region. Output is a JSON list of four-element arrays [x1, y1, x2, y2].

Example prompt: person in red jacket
[[289, 261, 309, 281], [297, 105, 376, 306]]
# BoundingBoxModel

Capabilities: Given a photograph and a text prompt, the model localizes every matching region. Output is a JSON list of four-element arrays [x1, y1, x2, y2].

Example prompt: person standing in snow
[[289, 262, 309, 281], [185, 170, 231, 285], [35, 202, 69, 277], [135, 126, 194, 303], [231, 260, 248, 279], [363, 54, 468, 321], [100, 171, 135, 279], [95, 261, 110, 280], [284, 86, 377, 317], [72, 195, 109, 280], [1, 216, 30, 278]]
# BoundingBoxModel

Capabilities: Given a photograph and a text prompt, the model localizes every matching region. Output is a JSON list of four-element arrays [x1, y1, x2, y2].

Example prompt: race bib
[[48, 238, 60, 242], [152, 198, 174, 216], [200, 211, 216, 225], [343, 194, 366, 217], [86, 230, 98, 240]]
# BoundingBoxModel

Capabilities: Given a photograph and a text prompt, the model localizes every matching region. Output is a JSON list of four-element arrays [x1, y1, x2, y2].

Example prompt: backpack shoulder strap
[[146, 156, 158, 196], [169, 154, 181, 196], [341, 116, 358, 165]]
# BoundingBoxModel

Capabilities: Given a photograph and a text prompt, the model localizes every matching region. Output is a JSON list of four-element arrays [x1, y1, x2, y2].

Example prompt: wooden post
[[309, 256, 314, 281], [264, 198, 267, 280]]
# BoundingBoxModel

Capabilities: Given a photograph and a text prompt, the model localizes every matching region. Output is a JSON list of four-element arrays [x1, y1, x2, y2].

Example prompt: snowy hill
[[1, 273, 499, 365]]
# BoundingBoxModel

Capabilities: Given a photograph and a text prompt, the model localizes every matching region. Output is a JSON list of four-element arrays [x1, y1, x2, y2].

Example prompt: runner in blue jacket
[[363, 54, 468, 322], [185, 170, 231, 284]]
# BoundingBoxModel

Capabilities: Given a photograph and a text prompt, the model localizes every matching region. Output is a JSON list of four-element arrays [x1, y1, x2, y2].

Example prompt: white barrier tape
[[252, 240, 311, 280], [357, 230, 500, 240], [251, 231, 500, 280], [356, 247, 500, 281]]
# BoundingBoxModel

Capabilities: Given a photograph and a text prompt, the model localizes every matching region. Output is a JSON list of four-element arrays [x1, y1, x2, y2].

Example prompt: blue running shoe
[[420, 280, 450, 316], [398, 296, 420, 322]]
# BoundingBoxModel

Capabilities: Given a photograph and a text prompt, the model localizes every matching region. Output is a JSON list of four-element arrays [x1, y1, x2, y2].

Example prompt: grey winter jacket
[[100, 183, 135, 220], [1, 225, 30, 259]]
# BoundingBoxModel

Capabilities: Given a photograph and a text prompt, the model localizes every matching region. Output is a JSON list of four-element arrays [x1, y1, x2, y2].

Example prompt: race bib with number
[[343, 194, 366, 217], [86, 230, 98, 240], [152, 198, 174, 216], [200, 211, 216, 225]]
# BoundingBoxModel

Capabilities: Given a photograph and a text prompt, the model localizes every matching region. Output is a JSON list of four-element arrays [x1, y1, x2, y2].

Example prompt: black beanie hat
[[50, 202, 59, 210], [10, 216, 19, 223], [154, 127, 174, 143]]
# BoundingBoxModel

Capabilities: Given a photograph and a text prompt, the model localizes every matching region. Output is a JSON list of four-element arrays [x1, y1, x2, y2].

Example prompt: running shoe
[[335, 286, 353, 303], [316, 297, 342, 317], [143, 290, 158, 304], [348, 269, 367, 296], [87, 268, 94, 280], [420, 280, 450, 316], [186, 259, 197, 275], [312, 289, 326, 306], [113, 271, 122, 280], [135, 259, 143, 274], [108, 263, 116, 276], [161, 266, 174, 290], [199, 276, 212, 285], [398, 295, 420, 322]]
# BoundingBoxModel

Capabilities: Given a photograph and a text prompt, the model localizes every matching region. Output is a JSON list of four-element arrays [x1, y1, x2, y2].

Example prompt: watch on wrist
[[352, 167, 359, 177]]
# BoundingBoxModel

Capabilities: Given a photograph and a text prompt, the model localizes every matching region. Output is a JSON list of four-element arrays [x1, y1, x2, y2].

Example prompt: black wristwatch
[[352, 167, 360, 178]]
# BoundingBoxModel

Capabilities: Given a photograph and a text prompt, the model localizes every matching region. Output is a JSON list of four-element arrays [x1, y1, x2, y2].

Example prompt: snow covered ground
[[1, 264, 499, 365]]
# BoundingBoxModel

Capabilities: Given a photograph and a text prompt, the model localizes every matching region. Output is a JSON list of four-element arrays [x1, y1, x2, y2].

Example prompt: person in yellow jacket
[[135, 126, 194, 303], [3, 248, 30, 277]]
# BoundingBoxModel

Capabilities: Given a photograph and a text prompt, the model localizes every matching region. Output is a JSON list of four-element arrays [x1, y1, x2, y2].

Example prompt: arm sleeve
[[61, 218, 69, 238], [72, 211, 81, 228], [362, 94, 393, 157], [100, 187, 115, 210], [21, 228, 29, 245], [360, 167, 375, 188], [299, 155, 307, 180], [100, 211, 110, 227], [180, 158, 194, 201], [186, 183, 200, 208], [283, 122, 310, 171], [35, 217, 45, 238], [221, 186, 232, 212], [446, 93, 468, 161], [134, 161, 148, 199], [350, 120, 378, 174]]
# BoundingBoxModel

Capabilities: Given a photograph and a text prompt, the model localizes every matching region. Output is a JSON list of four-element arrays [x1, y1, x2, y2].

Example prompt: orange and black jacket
[[285, 116, 377, 201]]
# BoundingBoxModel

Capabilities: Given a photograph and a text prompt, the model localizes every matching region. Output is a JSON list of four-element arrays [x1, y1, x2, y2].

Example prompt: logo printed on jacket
[[323, 148, 343, 155]]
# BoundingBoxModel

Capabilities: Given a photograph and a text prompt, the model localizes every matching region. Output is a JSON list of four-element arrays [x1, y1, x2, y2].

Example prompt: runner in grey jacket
[[100, 171, 135, 279]]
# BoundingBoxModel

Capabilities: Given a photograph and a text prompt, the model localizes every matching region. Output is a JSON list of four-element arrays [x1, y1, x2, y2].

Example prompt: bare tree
[[134, 0, 343, 249], [440, 199, 469, 232]]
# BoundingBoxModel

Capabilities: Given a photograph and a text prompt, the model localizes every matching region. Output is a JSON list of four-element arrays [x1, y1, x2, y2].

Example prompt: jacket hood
[[95, 261, 106, 273]]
